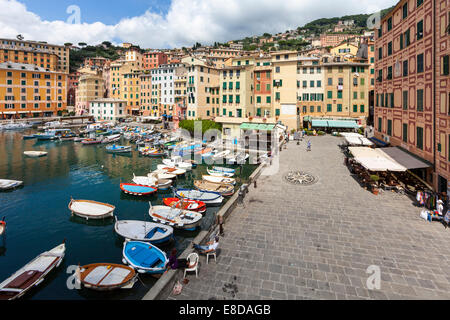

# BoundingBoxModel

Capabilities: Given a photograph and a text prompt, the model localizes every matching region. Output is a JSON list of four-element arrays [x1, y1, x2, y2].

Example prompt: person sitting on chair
[[192, 236, 219, 254]]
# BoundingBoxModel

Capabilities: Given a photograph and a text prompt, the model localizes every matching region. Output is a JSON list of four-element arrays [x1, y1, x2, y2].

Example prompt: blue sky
[[17, 0, 171, 24]]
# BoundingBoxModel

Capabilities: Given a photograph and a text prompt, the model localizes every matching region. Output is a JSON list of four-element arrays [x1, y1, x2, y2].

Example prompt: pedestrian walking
[[307, 140, 311, 152]]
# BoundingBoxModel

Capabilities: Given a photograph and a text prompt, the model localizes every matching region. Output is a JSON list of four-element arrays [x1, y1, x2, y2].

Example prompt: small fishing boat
[[73, 137, 84, 142], [132, 174, 172, 190], [81, 138, 102, 145], [150, 171, 176, 180], [213, 166, 235, 174], [162, 156, 192, 171], [163, 198, 207, 214], [102, 134, 121, 144], [202, 175, 236, 185], [142, 148, 166, 157], [122, 241, 168, 275], [207, 168, 235, 178], [174, 188, 224, 206], [120, 183, 157, 196], [68, 199, 115, 220], [194, 180, 235, 196], [23, 135, 36, 140], [0, 241, 65, 300], [156, 165, 186, 176], [114, 219, 173, 244], [226, 153, 249, 165], [106, 145, 132, 153], [23, 151, 47, 158], [149, 204, 203, 231], [0, 217, 5, 236], [0, 179, 23, 191], [75, 263, 136, 291], [212, 150, 231, 161]]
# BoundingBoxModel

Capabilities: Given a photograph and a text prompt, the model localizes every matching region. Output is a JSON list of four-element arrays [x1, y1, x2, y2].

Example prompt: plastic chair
[[184, 253, 199, 278], [206, 250, 217, 264]]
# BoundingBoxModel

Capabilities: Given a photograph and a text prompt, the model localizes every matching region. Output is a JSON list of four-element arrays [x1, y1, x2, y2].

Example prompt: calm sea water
[[0, 130, 256, 300]]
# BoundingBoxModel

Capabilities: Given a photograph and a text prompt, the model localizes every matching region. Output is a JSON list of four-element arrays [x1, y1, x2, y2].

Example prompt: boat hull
[[68, 199, 115, 220], [115, 220, 173, 244], [120, 183, 157, 196], [122, 241, 168, 275], [163, 198, 207, 214], [77, 263, 136, 291]]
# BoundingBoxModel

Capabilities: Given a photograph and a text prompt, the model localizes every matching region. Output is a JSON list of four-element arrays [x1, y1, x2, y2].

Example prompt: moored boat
[[202, 175, 236, 185], [106, 145, 132, 153], [0, 217, 5, 236], [194, 180, 235, 196], [120, 183, 157, 196], [149, 204, 203, 230], [0, 241, 66, 300], [102, 134, 121, 144], [68, 199, 115, 220], [114, 218, 173, 244], [81, 138, 102, 145], [174, 188, 224, 206], [163, 198, 207, 214], [75, 263, 136, 291], [122, 241, 168, 275], [207, 168, 235, 178], [0, 179, 23, 191], [132, 174, 172, 190], [23, 151, 47, 158], [156, 165, 186, 176]]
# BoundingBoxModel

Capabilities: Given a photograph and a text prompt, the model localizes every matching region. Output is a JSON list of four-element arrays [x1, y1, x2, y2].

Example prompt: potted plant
[[249, 116, 253, 121], [370, 175, 380, 195]]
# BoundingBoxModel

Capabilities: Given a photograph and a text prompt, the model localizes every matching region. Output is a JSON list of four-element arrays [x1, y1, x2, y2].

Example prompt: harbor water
[[0, 130, 257, 300]]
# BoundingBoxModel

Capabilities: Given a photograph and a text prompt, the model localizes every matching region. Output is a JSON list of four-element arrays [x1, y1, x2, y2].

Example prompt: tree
[[263, 33, 272, 38], [78, 42, 87, 47], [102, 41, 112, 48], [64, 42, 73, 47]]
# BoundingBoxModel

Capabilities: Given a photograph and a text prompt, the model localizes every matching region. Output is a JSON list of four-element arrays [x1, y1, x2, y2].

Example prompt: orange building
[[0, 62, 66, 119], [143, 51, 168, 70]]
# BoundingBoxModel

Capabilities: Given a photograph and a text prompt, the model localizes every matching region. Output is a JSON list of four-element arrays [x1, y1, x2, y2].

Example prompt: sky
[[0, 0, 398, 49]]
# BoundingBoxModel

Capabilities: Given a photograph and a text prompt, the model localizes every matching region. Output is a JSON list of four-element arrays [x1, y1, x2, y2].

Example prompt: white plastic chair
[[184, 253, 199, 278], [206, 251, 217, 264]]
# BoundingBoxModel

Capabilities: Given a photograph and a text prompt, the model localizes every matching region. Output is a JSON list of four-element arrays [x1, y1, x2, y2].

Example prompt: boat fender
[[122, 259, 127, 264]]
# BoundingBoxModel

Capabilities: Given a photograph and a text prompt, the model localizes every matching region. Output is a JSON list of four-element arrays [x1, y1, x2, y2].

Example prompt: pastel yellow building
[[0, 62, 67, 119], [329, 43, 359, 58], [75, 72, 104, 115]]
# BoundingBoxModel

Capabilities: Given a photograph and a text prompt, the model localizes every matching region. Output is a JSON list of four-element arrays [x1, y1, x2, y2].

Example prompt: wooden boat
[[132, 174, 172, 190], [149, 204, 203, 231], [207, 168, 235, 178], [114, 219, 173, 244], [163, 198, 207, 214], [0, 179, 23, 191], [122, 241, 168, 275], [213, 166, 235, 174], [156, 165, 186, 176], [0, 217, 5, 236], [0, 242, 66, 300], [81, 138, 102, 145], [162, 156, 192, 171], [24, 151, 47, 158], [101, 134, 121, 144], [106, 145, 132, 153], [120, 183, 157, 196], [174, 188, 224, 206], [150, 171, 176, 180], [68, 199, 115, 220], [212, 150, 231, 161], [142, 148, 166, 157], [76, 263, 136, 291], [194, 180, 235, 196], [202, 175, 236, 185], [23, 135, 36, 140]]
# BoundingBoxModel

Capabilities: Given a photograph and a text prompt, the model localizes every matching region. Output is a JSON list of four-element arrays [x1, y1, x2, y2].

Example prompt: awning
[[327, 120, 359, 129], [3, 111, 17, 114], [311, 120, 329, 127], [240, 123, 275, 131], [379, 147, 432, 170], [342, 133, 374, 146], [369, 137, 389, 147], [349, 147, 406, 171]]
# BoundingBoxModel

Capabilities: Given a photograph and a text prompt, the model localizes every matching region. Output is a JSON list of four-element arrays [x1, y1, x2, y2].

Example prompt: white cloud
[[0, 0, 397, 48]]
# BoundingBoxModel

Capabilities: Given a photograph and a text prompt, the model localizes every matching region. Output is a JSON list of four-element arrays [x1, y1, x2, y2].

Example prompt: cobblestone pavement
[[169, 136, 450, 300]]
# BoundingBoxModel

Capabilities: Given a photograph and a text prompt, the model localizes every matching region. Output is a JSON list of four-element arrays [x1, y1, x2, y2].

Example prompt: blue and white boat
[[212, 166, 235, 174], [122, 241, 168, 275], [174, 188, 224, 206], [114, 219, 173, 244], [106, 145, 132, 153]]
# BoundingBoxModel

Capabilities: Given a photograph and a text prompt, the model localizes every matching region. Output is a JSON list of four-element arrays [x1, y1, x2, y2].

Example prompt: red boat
[[163, 198, 207, 214], [120, 183, 157, 196]]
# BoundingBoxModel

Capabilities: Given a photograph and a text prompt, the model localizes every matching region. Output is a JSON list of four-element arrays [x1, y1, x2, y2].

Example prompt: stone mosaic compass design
[[284, 171, 317, 186]]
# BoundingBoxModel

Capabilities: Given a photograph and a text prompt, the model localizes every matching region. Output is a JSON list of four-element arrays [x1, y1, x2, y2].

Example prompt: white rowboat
[[24, 151, 48, 158], [68, 199, 115, 220]]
